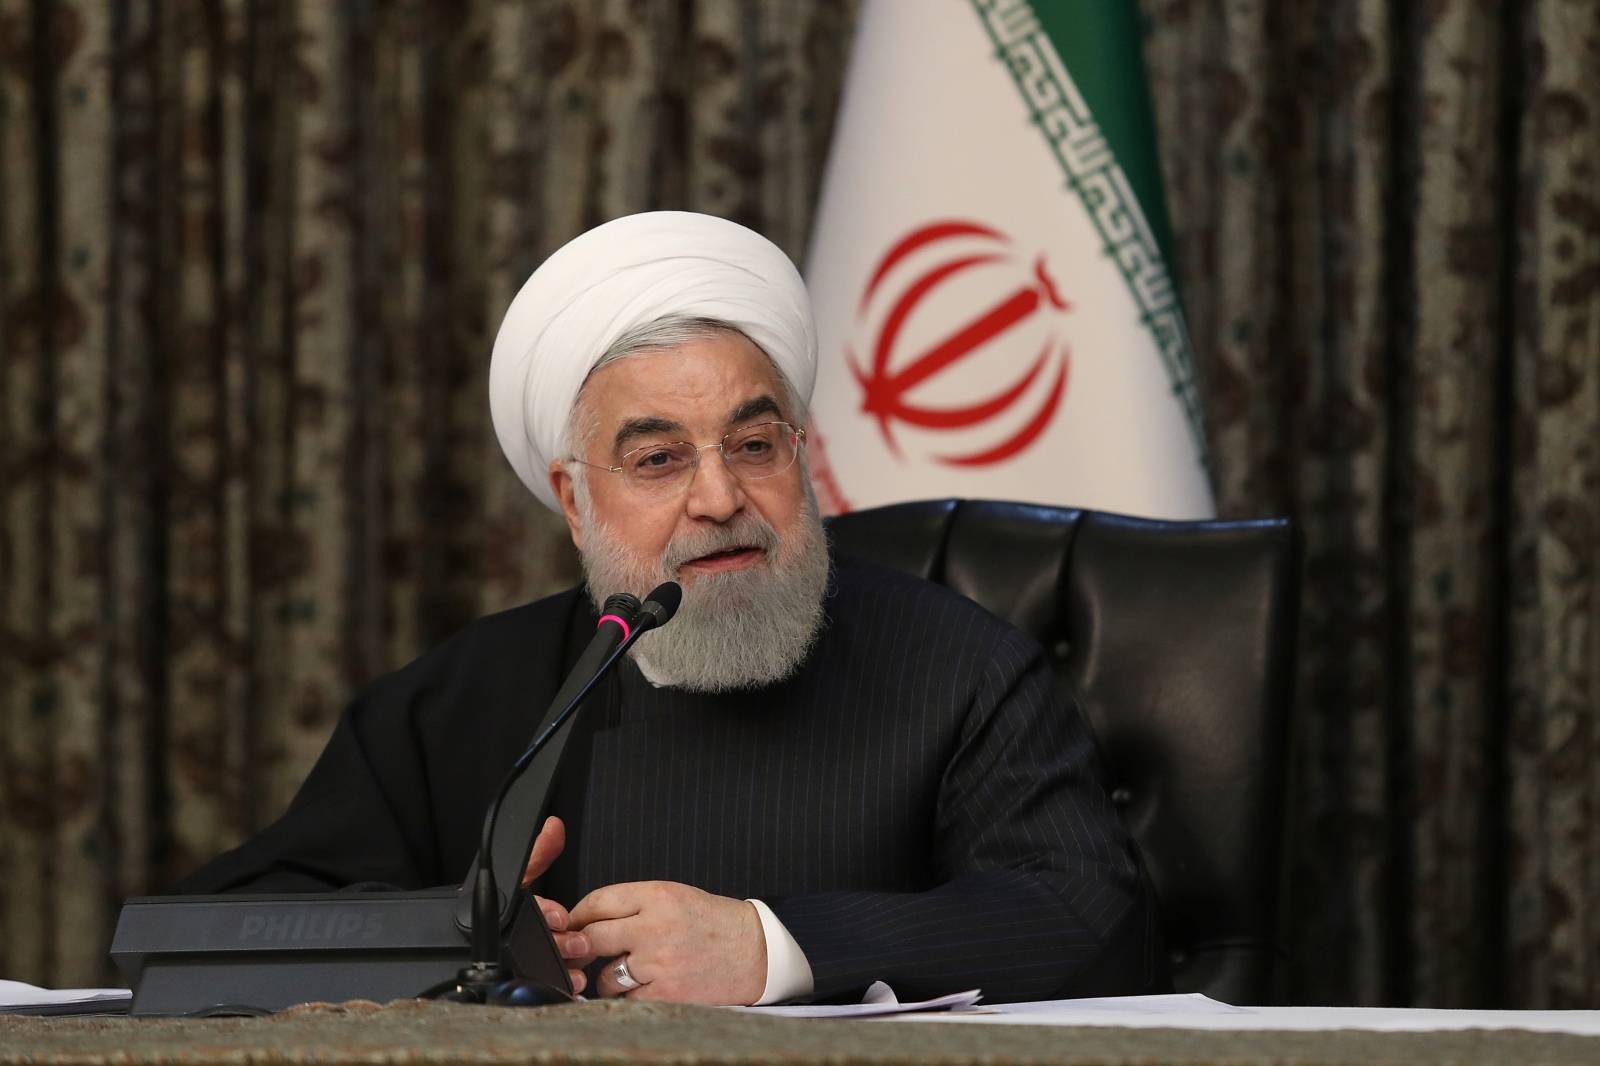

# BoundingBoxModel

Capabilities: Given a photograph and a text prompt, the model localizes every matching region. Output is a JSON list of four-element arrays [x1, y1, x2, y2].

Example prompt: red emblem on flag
[[848, 220, 1072, 467]]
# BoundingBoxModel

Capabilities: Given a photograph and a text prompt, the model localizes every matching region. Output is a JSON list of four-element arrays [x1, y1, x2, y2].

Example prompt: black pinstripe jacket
[[179, 556, 1169, 1002]]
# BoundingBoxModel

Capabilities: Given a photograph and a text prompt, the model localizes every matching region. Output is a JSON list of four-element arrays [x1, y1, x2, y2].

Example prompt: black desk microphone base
[[110, 888, 568, 1016]]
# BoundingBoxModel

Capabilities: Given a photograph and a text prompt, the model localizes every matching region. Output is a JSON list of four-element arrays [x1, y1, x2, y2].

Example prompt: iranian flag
[[804, 0, 1214, 519]]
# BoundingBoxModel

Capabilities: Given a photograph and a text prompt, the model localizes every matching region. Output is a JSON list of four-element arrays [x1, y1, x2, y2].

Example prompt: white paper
[[980, 992, 1250, 1016], [897, 994, 1600, 1036], [738, 980, 982, 1018], [0, 980, 132, 1011]]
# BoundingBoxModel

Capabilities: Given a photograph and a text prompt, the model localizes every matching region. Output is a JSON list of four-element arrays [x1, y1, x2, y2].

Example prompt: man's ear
[[549, 461, 583, 552]]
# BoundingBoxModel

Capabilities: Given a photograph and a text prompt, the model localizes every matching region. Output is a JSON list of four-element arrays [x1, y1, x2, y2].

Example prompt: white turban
[[489, 211, 816, 512]]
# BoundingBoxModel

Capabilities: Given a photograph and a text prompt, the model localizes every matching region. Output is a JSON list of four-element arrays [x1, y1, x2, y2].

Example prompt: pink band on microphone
[[597, 614, 632, 641]]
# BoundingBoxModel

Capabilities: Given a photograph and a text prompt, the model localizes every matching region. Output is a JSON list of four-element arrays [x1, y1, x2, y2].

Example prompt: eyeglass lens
[[622, 422, 799, 487]]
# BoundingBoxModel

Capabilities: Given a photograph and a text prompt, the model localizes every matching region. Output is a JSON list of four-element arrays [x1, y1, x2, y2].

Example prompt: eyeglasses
[[568, 421, 806, 495]]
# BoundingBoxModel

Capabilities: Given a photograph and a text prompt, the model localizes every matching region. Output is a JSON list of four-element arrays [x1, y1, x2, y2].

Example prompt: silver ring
[[611, 956, 642, 991]]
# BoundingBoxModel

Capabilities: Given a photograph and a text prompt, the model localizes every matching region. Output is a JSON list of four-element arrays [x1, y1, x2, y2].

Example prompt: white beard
[[576, 487, 830, 692]]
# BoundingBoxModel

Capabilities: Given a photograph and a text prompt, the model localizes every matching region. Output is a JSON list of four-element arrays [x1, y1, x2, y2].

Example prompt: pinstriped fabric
[[545, 559, 1150, 1002], [178, 556, 1160, 1004]]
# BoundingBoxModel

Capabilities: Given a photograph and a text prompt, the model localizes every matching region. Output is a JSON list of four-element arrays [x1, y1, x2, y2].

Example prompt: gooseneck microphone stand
[[430, 581, 682, 1005]]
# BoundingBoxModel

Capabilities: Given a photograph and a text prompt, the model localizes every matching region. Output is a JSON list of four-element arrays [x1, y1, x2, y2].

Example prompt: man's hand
[[520, 816, 592, 995], [570, 881, 767, 1004]]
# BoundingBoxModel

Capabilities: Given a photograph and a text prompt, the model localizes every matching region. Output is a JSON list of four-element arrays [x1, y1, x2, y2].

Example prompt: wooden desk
[[9, 998, 1600, 1062], [5, 999, 1600, 1066]]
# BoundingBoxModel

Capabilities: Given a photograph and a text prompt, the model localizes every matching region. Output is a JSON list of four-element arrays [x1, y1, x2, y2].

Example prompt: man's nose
[[683, 449, 746, 522]]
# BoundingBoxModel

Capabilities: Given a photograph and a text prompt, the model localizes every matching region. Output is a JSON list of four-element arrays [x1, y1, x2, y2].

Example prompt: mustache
[[660, 514, 781, 572]]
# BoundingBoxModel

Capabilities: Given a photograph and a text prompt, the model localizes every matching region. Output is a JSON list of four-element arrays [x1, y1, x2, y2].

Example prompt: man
[[179, 211, 1168, 1005]]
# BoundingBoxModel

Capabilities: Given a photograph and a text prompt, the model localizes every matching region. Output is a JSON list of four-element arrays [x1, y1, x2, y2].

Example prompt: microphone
[[506, 582, 680, 780], [441, 582, 680, 1005], [636, 581, 682, 631], [478, 592, 637, 924], [538, 592, 640, 733]]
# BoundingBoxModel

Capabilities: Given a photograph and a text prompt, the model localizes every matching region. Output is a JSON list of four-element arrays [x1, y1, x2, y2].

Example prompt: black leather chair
[[825, 498, 1298, 1005]]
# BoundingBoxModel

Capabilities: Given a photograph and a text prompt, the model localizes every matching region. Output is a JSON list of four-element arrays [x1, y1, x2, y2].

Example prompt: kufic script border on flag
[[970, 0, 1209, 468]]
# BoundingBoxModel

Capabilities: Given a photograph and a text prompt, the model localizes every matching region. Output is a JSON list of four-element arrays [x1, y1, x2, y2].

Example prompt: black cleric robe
[[177, 555, 1169, 1003]]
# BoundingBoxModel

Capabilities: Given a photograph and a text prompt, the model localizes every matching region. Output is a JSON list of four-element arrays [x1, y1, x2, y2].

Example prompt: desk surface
[[5, 999, 1600, 1066]]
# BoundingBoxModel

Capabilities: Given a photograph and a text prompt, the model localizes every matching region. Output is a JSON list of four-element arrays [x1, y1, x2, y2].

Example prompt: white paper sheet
[[738, 980, 982, 1018], [973, 993, 1250, 1016], [0, 980, 132, 1014], [897, 994, 1600, 1036]]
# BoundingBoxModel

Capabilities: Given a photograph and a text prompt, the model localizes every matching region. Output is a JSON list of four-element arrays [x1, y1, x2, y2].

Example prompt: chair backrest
[[825, 498, 1298, 1005]]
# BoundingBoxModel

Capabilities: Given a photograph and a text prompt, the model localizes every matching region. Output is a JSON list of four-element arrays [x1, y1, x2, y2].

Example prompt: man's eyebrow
[[613, 416, 683, 452], [727, 395, 783, 427], [609, 397, 781, 453]]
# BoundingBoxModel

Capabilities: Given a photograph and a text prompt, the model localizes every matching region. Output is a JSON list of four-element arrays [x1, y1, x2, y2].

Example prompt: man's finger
[[594, 955, 651, 999], [551, 930, 591, 960], [522, 816, 567, 887], [569, 882, 649, 928], [536, 895, 569, 931], [568, 968, 587, 996], [575, 915, 641, 960]]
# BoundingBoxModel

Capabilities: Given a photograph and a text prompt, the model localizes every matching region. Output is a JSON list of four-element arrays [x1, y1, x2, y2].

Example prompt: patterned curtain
[[1, 0, 1595, 1008], [1145, 0, 1599, 1008], [0, 0, 856, 989]]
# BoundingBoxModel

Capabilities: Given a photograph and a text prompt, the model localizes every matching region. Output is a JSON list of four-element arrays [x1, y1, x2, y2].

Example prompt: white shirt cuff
[[747, 898, 814, 1005]]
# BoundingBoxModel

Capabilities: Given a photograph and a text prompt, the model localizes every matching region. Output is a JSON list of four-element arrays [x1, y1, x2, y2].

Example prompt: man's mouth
[[679, 545, 766, 574]]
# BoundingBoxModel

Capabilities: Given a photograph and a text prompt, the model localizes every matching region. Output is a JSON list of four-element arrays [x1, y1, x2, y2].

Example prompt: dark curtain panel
[[1145, 0, 1599, 1008], [1, 0, 1595, 1008]]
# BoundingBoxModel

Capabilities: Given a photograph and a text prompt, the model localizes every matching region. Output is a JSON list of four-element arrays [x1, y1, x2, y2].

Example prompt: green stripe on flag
[[1025, 0, 1176, 271]]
